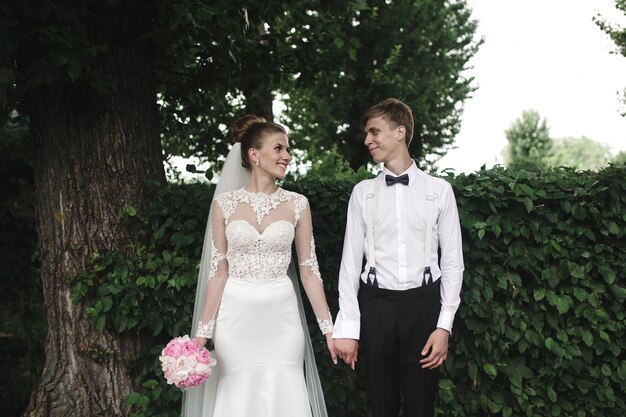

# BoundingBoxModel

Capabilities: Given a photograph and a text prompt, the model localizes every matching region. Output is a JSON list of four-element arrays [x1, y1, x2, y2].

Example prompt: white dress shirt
[[333, 162, 464, 339]]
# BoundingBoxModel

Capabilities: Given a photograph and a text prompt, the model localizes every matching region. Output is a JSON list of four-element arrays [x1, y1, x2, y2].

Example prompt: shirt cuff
[[331, 319, 360, 340], [436, 310, 455, 334]]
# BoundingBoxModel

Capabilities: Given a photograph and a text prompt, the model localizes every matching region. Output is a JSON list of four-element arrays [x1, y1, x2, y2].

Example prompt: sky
[[437, 0, 626, 174]]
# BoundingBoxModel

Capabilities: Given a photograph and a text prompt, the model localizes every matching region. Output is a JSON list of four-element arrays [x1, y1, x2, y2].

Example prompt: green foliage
[[502, 109, 552, 169], [544, 136, 612, 171], [282, 0, 482, 169], [502, 111, 616, 172], [613, 150, 626, 166], [595, 0, 626, 114], [1, 0, 479, 172], [444, 165, 626, 417], [54, 165, 626, 416]]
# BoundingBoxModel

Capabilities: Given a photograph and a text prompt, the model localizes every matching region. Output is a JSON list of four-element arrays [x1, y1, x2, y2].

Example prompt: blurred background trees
[[502, 109, 621, 171]]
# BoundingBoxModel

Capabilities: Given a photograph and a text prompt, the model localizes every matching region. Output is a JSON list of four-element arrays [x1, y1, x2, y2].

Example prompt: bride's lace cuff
[[316, 310, 334, 335], [196, 319, 215, 339]]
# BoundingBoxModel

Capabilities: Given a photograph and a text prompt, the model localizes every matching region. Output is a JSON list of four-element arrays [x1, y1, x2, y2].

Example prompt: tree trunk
[[241, 19, 274, 122], [244, 86, 275, 122], [23, 37, 164, 417]]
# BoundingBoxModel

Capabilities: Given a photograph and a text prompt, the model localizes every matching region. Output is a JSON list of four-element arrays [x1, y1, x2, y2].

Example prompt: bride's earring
[[256, 159, 260, 166]]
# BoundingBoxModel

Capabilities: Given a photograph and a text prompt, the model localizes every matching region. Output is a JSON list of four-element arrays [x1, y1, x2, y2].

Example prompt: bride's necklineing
[[236, 187, 287, 224], [242, 186, 280, 196]]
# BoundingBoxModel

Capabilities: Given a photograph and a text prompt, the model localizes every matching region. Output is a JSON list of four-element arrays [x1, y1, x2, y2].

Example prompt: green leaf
[[580, 329, 593, 347], [524, 197, 533, 213], [601, 364, 611, 377], [462, 358, 476, 378], [483, 363, 497, 379], [607, 221, 619, 235], [438, 379, 455, 390], [121, 205, 137, 217], [519, 184, 534, 197], [556, 297, 570, 314], [154, 225, 166, 240], [573, 288, 587, 301], [599, 330, 610, 343], [547, 386, 557, 402], [125, 392, 143, 405], [534, 288, 546, 301], [102, 296, 113, 312], [142, 379, 158, 389], [94, 314, 106, 330]]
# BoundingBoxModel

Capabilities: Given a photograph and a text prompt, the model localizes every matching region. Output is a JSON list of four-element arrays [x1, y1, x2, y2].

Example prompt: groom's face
[[363, 116, 404, 164]]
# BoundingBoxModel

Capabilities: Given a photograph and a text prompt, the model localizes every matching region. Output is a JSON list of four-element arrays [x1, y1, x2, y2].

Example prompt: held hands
[[419, 328, 449, 369], [334, 338, 358, 370]]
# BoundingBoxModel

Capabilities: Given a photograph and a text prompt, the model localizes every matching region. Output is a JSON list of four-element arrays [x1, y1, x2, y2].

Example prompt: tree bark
[[23, 36, 164, 417], [241, 19, 274, 122]]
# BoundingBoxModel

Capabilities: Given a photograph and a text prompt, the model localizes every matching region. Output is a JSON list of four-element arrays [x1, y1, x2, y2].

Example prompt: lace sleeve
[[196, 200, 229, 339], [294, 196, 334, 335], [299, 235, 322, 283], [208, 230, 227, 282]]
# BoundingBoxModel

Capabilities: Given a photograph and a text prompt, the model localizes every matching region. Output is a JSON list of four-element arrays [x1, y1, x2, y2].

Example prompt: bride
[[182, 115, 336, 417]]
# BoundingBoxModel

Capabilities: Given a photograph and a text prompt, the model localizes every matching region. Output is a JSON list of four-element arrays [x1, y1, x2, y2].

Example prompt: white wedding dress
[[193, 187, 333, 417]]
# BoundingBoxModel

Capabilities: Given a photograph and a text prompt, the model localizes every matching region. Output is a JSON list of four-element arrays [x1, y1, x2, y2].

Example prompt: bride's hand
[[326, 333, 338, 365], [193, 336, 208, 347]]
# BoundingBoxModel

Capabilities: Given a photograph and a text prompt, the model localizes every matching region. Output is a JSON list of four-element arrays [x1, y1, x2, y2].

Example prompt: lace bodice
[[225, 220, 294, 282], [196, 187, 333, 338]]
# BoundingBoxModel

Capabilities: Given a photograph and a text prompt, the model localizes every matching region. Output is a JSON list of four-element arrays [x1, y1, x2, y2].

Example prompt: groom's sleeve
[[333, 186, 365, 340]]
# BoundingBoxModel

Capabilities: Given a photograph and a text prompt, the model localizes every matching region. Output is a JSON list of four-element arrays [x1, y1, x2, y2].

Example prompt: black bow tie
[[385, 174, 409, 186]]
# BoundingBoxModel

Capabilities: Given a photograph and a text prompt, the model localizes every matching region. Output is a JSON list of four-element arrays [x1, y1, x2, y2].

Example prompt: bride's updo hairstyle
[[230, 115, 287, 169]]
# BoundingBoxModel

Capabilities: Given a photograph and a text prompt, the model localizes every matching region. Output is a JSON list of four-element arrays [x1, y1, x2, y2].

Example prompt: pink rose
[[196, 349, 212, 364], [181, 342, 199, 356], [164, 343, 183, 358], [177, 374, 207, 389]]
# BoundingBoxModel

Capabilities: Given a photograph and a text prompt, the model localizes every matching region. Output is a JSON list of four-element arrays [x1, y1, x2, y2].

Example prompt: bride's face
[[254, 132, 292, 179]]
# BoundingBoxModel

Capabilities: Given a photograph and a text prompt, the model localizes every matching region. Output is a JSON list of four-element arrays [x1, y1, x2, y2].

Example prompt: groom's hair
[[230, 115, 287, 169], [361, 98, 414, 146]]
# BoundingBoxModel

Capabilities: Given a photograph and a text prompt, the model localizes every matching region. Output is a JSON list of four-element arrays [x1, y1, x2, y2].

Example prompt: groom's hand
[[334, 338, 358, 370], [419, 328, 449, 369]]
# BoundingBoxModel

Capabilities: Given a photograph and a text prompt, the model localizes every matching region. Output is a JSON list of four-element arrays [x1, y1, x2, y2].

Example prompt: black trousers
[[358, 279, 441, 417]]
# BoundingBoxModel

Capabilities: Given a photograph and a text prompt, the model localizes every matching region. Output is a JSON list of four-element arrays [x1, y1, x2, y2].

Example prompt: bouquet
[[159, 335, 217, 389]]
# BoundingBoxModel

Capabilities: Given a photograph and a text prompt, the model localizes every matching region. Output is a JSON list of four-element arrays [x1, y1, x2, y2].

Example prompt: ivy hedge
[[432, 166, 625, 417], [10, 165, 626, 417]]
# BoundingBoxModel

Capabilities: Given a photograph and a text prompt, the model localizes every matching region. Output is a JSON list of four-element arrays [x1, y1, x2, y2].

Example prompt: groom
[[333, 98, 464, 417]]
